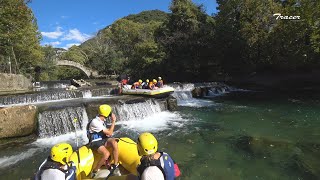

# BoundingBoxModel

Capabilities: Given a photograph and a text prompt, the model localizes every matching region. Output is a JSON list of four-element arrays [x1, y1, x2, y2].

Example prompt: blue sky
[[28, 0, 218, 49]]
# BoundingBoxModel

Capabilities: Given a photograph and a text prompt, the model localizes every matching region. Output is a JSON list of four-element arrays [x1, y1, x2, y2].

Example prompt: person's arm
[[103, 113, 116, 136]]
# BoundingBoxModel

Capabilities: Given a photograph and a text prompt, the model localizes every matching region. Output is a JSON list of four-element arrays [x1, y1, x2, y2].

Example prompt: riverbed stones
[[0, 105, 37, 139], [229, 135, 320, 178]]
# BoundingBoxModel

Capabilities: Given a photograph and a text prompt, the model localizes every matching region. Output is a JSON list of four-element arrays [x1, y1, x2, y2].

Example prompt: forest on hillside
[[0, 0, 319, 84]]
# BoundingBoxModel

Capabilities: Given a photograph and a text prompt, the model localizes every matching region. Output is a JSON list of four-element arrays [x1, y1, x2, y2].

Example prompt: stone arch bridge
[[54, 60, 99, 78]]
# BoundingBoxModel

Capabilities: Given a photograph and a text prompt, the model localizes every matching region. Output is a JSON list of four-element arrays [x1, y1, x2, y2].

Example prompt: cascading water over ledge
[[37, 106, 89, 138], [36, 98, 169, 138], [0, 87, 116, 106]]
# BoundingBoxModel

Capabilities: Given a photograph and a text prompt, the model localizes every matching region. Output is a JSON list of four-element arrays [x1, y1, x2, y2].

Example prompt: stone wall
[[0, 73, 32, 91], [0, 105, 37, 139]]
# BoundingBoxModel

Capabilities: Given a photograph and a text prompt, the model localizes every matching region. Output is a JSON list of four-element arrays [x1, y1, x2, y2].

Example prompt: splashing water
[[0, 148, 40, 169], [118, 111, 186, 133]]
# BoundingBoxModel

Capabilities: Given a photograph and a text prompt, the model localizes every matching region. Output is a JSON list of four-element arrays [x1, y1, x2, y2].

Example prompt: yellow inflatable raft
[[121, 85, 174, 98], [69, 137, 141, 180]]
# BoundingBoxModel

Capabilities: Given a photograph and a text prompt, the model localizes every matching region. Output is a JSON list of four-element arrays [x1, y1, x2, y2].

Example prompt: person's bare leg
[[106, 138, 119, 165], [94, 146, 110, 171]]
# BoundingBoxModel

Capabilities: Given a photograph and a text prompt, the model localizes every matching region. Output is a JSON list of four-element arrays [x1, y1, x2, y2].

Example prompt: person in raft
[[35, 143, 76, 180], [87, 104, 119, 178], [118, 75, 129, 94], [141, 79, 150, 89], [156, 77, 164, 88], [131, 79, 143, 89], [136, 132, 181, 180], [149, 79, 158, 90]]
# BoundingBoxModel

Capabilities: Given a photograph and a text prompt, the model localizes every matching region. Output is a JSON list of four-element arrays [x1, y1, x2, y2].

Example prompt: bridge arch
[[54, 60, 99, 78]]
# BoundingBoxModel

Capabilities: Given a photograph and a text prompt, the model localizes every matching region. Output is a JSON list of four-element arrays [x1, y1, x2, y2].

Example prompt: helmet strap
[[62, 158, 69, 168]]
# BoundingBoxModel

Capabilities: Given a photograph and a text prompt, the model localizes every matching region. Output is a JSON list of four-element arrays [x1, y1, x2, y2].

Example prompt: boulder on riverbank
[[0, 105, 37, 139], [0, 73, 32, 92]]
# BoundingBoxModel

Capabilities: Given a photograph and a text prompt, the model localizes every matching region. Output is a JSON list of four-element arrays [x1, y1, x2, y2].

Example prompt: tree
[[61, 45, 88, 65], [0, 0, 43, 75], [156, 0, 216, 81]]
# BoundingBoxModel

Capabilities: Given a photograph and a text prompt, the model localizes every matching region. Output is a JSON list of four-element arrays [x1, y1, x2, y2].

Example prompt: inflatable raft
[[121, 85, 174, 98], [38, 137, 141, 180], [70, 137, 140, 180]]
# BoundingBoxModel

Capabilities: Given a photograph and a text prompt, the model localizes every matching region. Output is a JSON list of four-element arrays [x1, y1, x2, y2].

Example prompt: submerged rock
[[293, 143, 320, 178], [229, 135, 320, 179]]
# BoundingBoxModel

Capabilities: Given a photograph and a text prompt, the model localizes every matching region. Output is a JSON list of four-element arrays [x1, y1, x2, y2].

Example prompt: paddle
[[73, 118, 81, 172], [73, 118, 79, 148]]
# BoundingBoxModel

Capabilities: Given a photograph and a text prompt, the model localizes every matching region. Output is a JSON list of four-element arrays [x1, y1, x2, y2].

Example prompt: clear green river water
[[1, 90, 320, 180]]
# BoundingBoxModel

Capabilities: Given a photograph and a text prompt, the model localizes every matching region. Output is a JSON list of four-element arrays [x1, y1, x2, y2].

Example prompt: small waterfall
[[37, 80, 71, 90], [0, 91, 83, 106], [171, 83, 215, 107], [114, 99, 164, 121], [206, 86, 229, 96], [38, 106, 88, 138], [112, 99, 181, 134], [91, 88, 116, 97], [82, 90, 92, 98], [172, 83, 194, 101], [0, 87, 117, 106]]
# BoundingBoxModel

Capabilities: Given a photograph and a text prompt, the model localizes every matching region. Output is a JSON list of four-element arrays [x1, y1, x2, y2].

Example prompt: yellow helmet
[[153, 79, 157, 83], [138, 79, 143, 83], [158, 77, 162, 80], [51, 143, 73, 165], [99, 104, 112, 117], [137, 132, 158, 156], [146, 79, 149, 83]]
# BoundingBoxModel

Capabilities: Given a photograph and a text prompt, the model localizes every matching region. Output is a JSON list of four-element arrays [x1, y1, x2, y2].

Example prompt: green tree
[[130, 21, 166, 78], [156, 0, 216, 81], [61, 45, 88, 65], [0, 0, 43, 75], [124, 10, 169, 24], [81, 32, 125, 75]]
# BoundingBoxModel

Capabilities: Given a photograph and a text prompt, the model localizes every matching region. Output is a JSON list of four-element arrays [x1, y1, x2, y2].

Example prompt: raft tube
[[69, 137, 141, 180]]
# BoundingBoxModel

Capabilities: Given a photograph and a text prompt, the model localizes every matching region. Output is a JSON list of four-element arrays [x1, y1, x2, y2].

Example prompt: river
[[0, 83, 319, 179]]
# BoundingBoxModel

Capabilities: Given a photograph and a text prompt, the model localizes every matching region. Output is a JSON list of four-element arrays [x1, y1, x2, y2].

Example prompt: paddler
[[87, 104, 119, 178], [35, 143, 76, 180], [136, 132, 181, 180]]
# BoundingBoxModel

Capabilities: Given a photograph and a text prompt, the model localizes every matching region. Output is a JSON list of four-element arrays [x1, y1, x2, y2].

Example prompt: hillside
[[80, 10, 168, 48], [123, 10, 168, 24]]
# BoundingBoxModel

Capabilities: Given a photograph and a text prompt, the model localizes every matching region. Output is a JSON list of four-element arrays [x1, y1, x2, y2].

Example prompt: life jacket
[[148, 82, 155, 90], [86, 117, 108, 143], [34, 157, 76, 180], [141, 82, 148, 89], [156, 81, 163, 88], [121, 79, 128, 85], [131, 82, 141, 89], [137, 152, 176, 180]]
